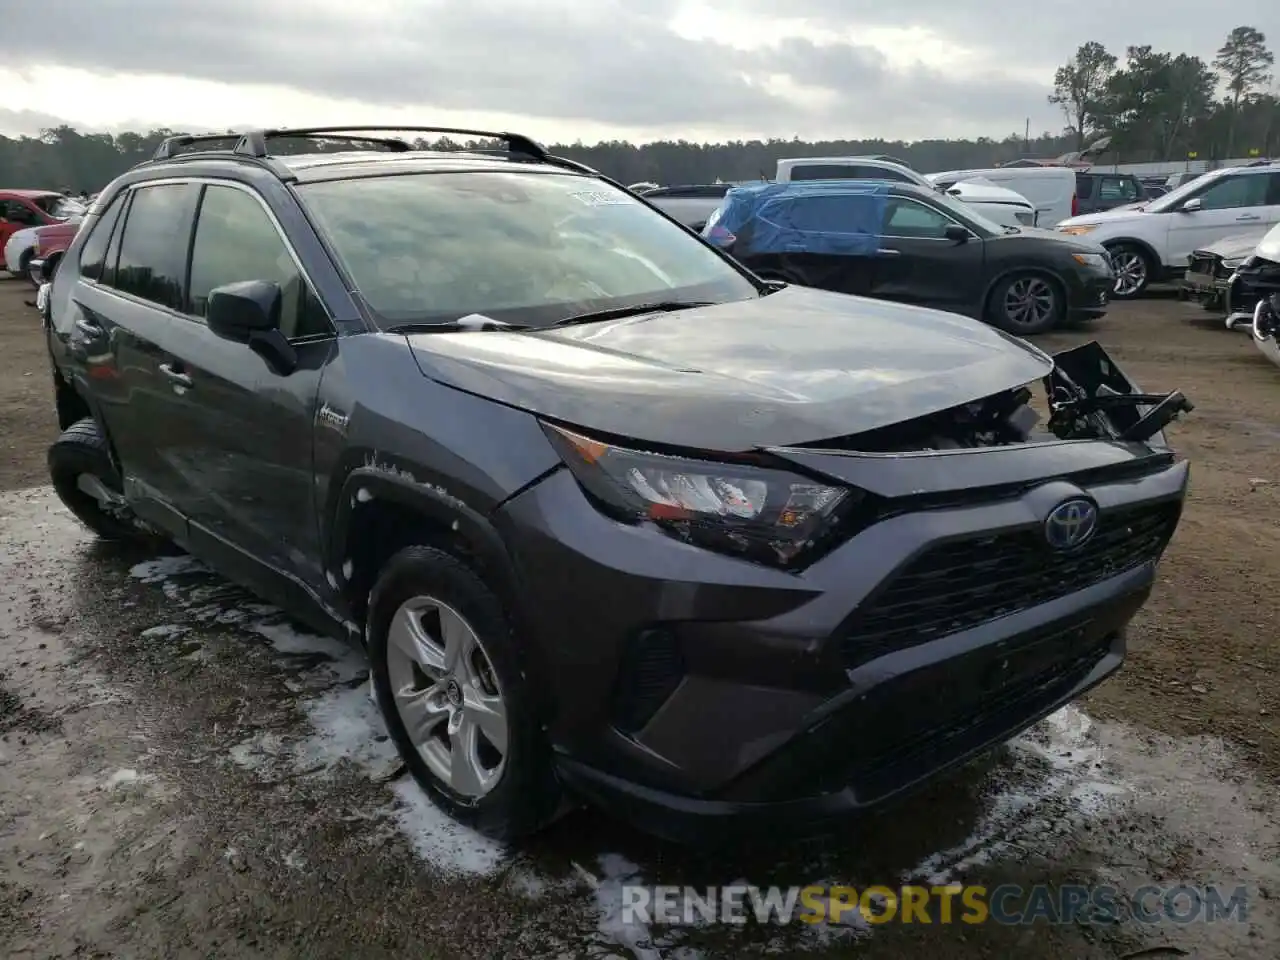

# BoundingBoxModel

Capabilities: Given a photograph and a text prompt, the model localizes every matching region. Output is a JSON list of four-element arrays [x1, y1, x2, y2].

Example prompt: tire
[[986, 272, 1065, 335], [367, 544, 562, 840], [1105, 242, 1155, 300], [48, 418, 155, 544]]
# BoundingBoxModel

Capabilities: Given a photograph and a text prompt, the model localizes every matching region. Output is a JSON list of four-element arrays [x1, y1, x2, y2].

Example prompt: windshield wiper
[[386, 316, 529, 334], [551, 300, 716, 327]]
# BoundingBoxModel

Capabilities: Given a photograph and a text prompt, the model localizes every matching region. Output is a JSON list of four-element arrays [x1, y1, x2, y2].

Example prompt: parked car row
[[3, 189, 86, 280], [1056, 161, 1280, 299]]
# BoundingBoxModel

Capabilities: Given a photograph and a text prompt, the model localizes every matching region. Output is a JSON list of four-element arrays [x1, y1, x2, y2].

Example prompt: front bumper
[[1180, 263, 1256, 327], [496, 443, 1187, 840], [1065, 270, 1113, 321]]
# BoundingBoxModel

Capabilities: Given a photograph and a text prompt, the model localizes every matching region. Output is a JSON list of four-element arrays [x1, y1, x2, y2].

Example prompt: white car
[[774, 156, 1039, 229], [1057, 162, 1280, 299], [5, 225, 42, 276]]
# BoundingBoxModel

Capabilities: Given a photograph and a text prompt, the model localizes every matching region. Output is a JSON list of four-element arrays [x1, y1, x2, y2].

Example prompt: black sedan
[[703, 181, 1115, 334]]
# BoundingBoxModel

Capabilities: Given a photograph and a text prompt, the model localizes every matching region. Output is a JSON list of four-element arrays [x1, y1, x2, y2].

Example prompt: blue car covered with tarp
[[702, 181, 891, 295]]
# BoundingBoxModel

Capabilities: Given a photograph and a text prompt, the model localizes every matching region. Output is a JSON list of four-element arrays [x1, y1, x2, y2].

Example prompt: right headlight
[[543, 423, 855, 568]]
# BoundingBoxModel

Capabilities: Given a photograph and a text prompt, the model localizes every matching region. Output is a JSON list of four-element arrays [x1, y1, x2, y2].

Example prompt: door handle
[[158, 363, 193, 389], [877, 248, 901, 256], [1236, 214, 1262, 221], [74, 317, 103, 337]]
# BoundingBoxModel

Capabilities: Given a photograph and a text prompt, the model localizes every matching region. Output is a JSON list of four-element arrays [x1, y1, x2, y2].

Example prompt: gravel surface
[[1, 278, 1277, 958]]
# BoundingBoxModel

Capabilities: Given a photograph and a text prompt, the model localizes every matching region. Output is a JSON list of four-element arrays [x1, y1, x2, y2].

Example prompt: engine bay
[[803, 341, 1194, 453]]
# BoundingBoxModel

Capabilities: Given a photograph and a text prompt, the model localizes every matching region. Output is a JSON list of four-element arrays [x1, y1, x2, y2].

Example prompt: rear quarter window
[[77, 192, 128, 282], [1075, 175, 1095, 199]]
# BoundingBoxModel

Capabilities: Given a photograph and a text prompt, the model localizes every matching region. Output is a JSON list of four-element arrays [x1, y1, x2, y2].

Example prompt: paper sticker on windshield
[[569, 190, 632, 206]]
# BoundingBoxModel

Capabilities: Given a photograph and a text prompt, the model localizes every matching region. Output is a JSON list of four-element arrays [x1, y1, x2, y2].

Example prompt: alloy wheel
[[1003, 277, 1057, 330], [384, 596, 508, 798], [1110, 249, 1147, 296]]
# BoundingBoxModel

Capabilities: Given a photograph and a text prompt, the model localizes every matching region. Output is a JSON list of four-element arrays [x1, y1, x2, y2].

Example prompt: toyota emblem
[[1044, 498, 1098, 551]]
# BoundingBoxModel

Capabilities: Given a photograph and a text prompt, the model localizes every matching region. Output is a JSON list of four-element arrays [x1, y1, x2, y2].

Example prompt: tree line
[[0, 25, 1274, 191], [1050, 25, 1275, 159]]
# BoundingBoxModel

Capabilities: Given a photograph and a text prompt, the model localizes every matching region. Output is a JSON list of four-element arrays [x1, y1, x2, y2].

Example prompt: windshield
[[297, 171, 759, 327], [927, 189, 1006, 236], [1145, 172, 1218, 213], [31, 194, 85, 220]]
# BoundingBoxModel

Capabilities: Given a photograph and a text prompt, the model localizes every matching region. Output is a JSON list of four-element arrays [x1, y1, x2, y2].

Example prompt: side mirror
[[1180, 197, 1202, 213], [207, 279, 281, 341], [206, 280, 297, 374], [944, 224, 970, 243]]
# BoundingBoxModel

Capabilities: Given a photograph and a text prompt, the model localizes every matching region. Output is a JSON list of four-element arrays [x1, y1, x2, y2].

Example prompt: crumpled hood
[[1195, 229, 1270, 260], [405, 285, 1053, 451]]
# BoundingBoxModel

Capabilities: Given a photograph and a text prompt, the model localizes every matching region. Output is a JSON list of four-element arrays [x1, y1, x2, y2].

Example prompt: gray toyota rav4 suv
[[41, 126, 1192, 843]]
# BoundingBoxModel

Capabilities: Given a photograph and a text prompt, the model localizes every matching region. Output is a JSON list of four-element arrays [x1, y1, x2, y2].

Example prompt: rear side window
[[113, 183, 200, 309], [77, 192, 127, 282], [1099, 177, 1141, 202], [1075, 174, 1095, 199], [188, 185, 331, 340]]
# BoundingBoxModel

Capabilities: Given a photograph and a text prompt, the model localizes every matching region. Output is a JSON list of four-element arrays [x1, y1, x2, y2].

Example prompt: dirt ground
[[1, 275, 1278, 959]]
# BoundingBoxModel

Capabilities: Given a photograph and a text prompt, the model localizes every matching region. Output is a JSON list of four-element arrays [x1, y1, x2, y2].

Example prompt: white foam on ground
[[140, 624, 189, 639], [103, 768, 153, 790], [907, 704, 1131, 884], [388, 779, 509, 876]]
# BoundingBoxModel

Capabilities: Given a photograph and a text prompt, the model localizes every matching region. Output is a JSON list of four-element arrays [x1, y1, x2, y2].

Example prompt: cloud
[[729, 0, 1280, 69], [4, 0, 1092, 141]]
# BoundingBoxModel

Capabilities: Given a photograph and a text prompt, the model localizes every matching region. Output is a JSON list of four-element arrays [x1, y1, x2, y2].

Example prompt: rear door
[[871, 196, 985, 316], [63, 182, 201, 535]]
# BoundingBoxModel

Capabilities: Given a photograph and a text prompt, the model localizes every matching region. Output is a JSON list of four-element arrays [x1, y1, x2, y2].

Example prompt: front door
[[871, 197, 985, 316], [152, 182, 336, 585], [1166, 172, 1278, 265]]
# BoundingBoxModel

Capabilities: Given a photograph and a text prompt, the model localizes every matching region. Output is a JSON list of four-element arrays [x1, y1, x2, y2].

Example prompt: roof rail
[[152, 133, 244, 160], [232, 125, 549, 162]]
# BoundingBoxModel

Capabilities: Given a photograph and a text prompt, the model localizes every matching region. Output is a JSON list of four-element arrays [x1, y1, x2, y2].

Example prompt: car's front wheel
[[367, 544, 562, 840], [987, 272, 1064, 335], [1106, 243, 1154, 299], [48, 418, 158, 544]]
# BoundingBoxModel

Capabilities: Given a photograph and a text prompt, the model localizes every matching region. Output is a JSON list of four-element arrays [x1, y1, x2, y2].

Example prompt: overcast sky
[[3, 1, 1277, 144]]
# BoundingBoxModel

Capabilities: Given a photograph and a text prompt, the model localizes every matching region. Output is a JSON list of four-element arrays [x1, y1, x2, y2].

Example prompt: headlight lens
[[544, 423, 853, 567], [1072, 252, 1110, 270], [1058, 225, 1096, 236], [1222, 257, 1244, 270]]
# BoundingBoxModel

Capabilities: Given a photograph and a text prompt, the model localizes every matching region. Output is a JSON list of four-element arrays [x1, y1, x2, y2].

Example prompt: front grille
[[840, 501, 1179, 670]]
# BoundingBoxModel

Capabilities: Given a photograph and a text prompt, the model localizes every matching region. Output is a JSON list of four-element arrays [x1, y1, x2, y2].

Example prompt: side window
[[188, 185, 331, 340], [77, 192, 127, 282], [1, 200, 41, 226], [113, 183, 199, 309], [1075, 175, 1095, 199], [883, 199, 954, 239], [1266, 173, 1280, 206], [1100, 178, 1141, 201], [1194, 174, 1269, 210]]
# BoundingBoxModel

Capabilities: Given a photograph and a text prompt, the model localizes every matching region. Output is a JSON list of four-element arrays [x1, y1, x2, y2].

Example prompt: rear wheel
[[48, 418, 157, 544], [986, 273, 1064, 335], [1106, 243, 1154, 299]]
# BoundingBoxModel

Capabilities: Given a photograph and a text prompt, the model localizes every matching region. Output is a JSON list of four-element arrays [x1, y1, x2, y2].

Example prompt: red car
[[27, 220, 81, 285], [0, 189, 77, 250]]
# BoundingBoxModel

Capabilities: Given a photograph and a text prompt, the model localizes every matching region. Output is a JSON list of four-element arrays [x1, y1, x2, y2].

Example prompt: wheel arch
[[1102, 236, 1163, 270], [328, 468, 527, 638]]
